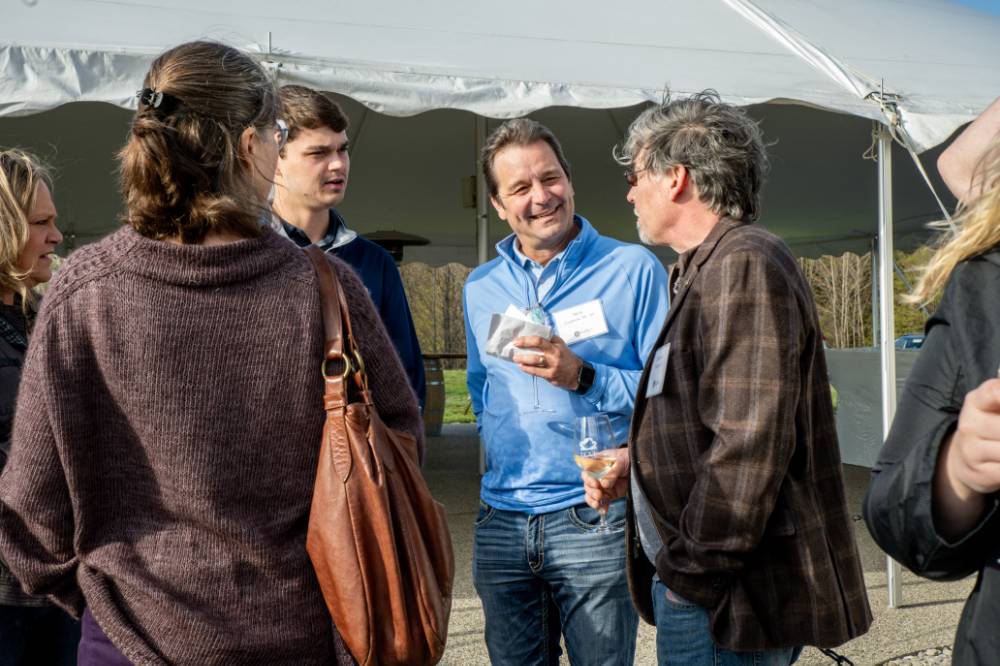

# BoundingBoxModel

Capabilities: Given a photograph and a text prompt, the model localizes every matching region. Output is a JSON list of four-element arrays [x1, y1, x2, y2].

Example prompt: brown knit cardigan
[[0, 225, 423, 665]]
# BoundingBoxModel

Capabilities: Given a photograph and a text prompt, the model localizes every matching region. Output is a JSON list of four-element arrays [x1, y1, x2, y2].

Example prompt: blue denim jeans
[[651, 578, 802, 666], [472, 498, 638, 666]]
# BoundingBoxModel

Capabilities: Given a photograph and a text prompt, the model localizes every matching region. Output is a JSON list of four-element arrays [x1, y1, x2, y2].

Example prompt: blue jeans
[[0, 603, 80, 666], [473, 498, 638, 666], [651, 579, 802, 666]]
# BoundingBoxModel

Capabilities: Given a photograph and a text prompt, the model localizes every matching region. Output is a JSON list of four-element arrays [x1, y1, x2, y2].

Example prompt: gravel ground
[[882, 646, 952, 665], [428, 426, 972, 666]]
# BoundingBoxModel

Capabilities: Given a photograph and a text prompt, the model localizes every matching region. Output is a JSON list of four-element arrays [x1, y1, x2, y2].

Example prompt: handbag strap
[[304, 247, 368, 395]]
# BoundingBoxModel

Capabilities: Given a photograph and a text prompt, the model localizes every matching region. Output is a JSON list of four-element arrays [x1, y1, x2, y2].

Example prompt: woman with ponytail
[[0, 149, 76, 665], [0, 42, 421, 665], [864, 102, 1000, 664]]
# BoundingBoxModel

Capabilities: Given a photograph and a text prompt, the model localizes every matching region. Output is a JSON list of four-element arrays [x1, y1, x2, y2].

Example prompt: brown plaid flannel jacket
[[627, 219, 872, 651]]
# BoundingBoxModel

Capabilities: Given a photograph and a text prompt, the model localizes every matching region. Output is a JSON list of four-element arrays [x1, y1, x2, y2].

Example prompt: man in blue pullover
[[271, 85, 425, 409], [464, 119, 669, 665]]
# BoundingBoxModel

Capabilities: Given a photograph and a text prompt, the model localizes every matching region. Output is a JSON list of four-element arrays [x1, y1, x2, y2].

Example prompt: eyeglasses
[[274, 119, 289, 150], [624, 166, 649, 187]]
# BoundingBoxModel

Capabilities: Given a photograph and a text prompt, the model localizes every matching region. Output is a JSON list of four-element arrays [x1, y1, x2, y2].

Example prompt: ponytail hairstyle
[[0, 148, 53, 305], [119, 41, 279, 244]]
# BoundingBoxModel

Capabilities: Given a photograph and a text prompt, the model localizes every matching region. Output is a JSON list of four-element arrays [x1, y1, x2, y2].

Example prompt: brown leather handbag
[[304, 247, 454, 665]]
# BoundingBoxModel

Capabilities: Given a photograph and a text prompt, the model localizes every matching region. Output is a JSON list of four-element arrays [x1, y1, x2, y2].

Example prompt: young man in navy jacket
[[272, 85, 425, 409]]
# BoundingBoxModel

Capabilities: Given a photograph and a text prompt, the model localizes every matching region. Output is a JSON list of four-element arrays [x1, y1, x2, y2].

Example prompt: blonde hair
[[0, 148, 53, 305], [119, 41, 278, 244], [909, 142, 1000, 303]]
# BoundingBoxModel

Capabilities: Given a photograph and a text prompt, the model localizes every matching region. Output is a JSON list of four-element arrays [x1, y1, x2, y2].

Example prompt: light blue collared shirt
[[511, 241, 566, 303], [464, 215, 671, 513]]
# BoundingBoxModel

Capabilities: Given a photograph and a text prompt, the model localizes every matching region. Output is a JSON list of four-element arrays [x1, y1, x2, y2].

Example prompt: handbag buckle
[[321, 349, 366, 384], [322, 354, 354, 380]]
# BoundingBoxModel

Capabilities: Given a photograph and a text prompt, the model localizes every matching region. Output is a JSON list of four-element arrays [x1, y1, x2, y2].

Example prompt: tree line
[[399, 247, 938, 364], [796, 247, 938, 348]]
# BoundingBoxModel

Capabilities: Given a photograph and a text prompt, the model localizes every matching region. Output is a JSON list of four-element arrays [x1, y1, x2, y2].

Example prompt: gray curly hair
[[615, 91, 768, 222]]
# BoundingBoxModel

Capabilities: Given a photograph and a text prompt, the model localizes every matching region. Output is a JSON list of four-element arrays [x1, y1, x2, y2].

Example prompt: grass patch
[[443, 369, 475, 424]]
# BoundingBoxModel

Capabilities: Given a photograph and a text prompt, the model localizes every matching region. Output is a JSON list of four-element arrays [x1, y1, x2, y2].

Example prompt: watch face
[[576, 363, 596, 393]]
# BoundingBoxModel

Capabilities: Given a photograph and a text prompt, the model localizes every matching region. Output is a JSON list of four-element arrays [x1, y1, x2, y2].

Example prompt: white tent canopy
[[4, 0, 999, 150], [2, 0, 999, 265]]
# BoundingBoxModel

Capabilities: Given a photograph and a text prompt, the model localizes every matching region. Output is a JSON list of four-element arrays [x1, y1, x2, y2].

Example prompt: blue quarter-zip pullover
[[464, 216, 669, 513]]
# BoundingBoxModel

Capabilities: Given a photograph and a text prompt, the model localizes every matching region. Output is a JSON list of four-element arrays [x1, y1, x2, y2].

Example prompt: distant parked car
[[895, 333, 925, 349]]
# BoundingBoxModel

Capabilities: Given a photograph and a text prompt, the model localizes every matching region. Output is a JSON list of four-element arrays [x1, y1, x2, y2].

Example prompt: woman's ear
[[239, 126, 256, 167]]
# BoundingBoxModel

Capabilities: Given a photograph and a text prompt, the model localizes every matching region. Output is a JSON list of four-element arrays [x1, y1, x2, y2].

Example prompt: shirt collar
[[511, 237, 569, 272], [281, 219, 311, 248], [670, 217, 744, 295], [279, 209, 356, 251]]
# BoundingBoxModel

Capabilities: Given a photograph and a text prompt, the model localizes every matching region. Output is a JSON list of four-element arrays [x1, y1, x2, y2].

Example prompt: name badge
[[645, 343, 670, 398], [552, 299, 608, 344]]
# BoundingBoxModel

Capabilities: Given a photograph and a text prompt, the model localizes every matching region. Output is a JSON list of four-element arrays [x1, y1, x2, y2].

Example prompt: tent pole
[[877, 122, 903, 608], [475, 115, 488, 475], [475, 116, 489, 267], [870, 237, 878, 347]]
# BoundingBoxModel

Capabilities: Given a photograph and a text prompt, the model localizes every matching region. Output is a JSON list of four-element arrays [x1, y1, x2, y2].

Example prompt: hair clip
[[136, 88, 165, 109]]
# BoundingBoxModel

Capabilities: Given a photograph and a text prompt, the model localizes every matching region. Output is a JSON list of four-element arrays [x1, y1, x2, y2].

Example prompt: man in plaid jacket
[[586, 92, 871, 664]]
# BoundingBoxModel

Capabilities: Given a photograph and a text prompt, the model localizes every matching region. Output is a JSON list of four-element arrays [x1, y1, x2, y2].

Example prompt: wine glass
[[573, 413, 617, 534]]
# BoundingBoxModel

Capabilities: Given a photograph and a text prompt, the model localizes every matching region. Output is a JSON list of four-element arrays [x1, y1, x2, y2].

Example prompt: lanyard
[[524, 304, 546, 325]]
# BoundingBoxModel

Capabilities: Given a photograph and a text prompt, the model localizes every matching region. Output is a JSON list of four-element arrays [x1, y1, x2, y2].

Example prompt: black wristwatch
[[574, 361, 596, 395]]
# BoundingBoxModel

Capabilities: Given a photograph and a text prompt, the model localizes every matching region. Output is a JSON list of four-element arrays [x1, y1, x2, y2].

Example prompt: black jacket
[[0, 301, 28, 483], [864, 249, 1000, 665], [0, 299, 46, 606]]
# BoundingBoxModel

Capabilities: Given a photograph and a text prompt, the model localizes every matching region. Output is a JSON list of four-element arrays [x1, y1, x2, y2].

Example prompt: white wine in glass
[[573, 413, 617, 533], [573, 452, 617, 479]]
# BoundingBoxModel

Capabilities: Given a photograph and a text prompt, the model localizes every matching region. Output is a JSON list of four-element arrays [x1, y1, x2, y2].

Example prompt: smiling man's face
[[489, 140, 576, 262], [274, 126, 351, 211]]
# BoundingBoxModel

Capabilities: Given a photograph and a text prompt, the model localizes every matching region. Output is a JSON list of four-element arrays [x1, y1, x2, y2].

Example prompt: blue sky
[[951, 0, 1000, 15]]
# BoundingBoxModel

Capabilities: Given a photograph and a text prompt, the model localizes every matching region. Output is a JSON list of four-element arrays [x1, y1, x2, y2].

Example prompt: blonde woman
[[864, 114, 1000, 664], [0, 42, 421, 665], [0, 149, 74, 665]]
